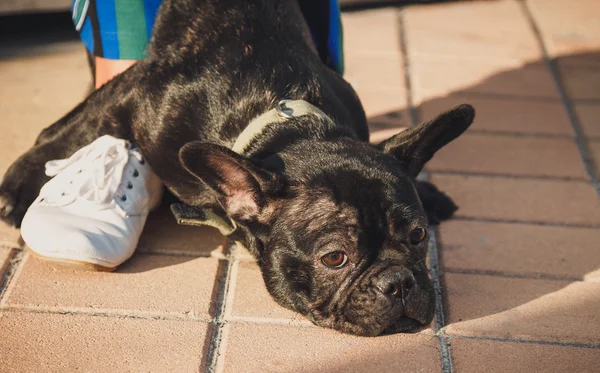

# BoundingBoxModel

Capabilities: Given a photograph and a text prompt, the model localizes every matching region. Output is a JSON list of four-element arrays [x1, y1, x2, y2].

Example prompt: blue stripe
[[143, 0, 162, 40], [327, 0, 344, 75], [96, 0, 120, 59], [80, 17, 95, 55]]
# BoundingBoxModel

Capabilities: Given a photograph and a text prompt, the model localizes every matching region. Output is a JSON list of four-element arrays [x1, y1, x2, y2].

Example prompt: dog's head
[[180, 104, 474, 336]]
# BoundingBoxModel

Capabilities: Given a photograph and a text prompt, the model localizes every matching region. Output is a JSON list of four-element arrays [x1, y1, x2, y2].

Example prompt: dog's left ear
[[179, 142, 282, 221], [378, 104, 474, 178]]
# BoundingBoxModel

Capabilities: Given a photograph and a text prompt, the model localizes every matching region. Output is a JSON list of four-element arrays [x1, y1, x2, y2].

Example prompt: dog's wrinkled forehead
[[281, 186, 359, 251], [277, 166, 424, 255]]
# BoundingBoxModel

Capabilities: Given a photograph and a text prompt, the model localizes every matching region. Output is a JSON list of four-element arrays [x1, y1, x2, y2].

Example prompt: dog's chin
[[381, 317, 427, 335], [321, 316, 427, 337], [311, 309, 431, 337], [356, 315, 430, 336]]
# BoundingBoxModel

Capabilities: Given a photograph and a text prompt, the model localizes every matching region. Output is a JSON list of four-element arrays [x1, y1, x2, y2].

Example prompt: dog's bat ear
[[377, 104, 474, 178], [179, 142, 281, 220]]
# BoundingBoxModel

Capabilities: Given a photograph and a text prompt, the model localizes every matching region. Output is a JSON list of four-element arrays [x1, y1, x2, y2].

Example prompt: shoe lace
[[42, 136, 132, 206]]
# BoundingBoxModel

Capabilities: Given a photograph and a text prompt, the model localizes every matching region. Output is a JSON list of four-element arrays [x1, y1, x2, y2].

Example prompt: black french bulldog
[[0, 0, 473, 336]]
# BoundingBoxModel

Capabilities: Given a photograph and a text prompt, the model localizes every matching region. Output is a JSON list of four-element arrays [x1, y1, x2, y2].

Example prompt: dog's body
[[0, 0, 473, 336]]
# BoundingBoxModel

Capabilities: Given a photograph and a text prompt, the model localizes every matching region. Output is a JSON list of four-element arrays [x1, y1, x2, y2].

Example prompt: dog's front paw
[[0, 186, 27, 228], [415, 181, 458, 225], [0, 165, 48, 228], [0, 183, 37, 228]]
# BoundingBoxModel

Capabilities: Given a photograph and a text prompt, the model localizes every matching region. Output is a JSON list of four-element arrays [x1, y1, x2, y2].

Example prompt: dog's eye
[[409, 227, 427, 245], [321, 251, 348, 268]]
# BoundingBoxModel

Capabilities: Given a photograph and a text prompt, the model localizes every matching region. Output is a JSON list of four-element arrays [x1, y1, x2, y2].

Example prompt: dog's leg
[[415, 180, 458, 225], [0, 66, 141, 227]]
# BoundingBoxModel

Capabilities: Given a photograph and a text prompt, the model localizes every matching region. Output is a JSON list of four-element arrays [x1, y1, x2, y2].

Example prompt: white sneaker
[[20, 135, 163, 271]]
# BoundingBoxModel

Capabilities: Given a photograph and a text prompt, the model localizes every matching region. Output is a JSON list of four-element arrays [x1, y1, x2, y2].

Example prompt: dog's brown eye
[[321, 251, 348, 268], [410, 227, 427, 245]]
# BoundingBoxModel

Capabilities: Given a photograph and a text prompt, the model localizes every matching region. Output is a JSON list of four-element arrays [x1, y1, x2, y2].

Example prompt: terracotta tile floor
[[1, 1, 600, 372]]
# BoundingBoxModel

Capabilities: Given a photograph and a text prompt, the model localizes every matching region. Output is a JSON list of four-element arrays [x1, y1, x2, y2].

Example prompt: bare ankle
[[95, 57, 137, 89]]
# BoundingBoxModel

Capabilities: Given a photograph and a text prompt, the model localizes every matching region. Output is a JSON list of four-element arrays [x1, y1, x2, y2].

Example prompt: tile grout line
[[442, 267, 584, 283], [397, 8, 418, 128], [0, 304, 214, 322], [0, 303, 323, 328], [452, 216, 600, 229], [0, 249, 26, 309], [427, 228, 454, 372], [225, 315, 314, 327], [430, 170, 590, 183], [204, 242, 240, 373], [450, 129, 577, 139], [398, 8, 454, 373], [417, 91, 565, 103], [446, 334, 600, 350], [520, 0, 600, 198], [134, 250, 212, 259], [412, 90, 600, 105], [212, 258, 240, 373], [456, 129, 577, 140], [202, 253, 235, 373]]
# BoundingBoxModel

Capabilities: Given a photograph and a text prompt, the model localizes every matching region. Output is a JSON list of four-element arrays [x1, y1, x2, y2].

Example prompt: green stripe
[[72, 0, 87, 27], [114, 0, 149, 60]]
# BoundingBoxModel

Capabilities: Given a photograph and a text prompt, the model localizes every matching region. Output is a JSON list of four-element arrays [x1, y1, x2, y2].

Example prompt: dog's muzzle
[[338, 265, 435, 336]]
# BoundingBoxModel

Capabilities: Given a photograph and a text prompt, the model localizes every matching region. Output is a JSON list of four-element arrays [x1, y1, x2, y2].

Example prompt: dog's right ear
[[377, 104, 474, 178], [179, 142, 282, 221]]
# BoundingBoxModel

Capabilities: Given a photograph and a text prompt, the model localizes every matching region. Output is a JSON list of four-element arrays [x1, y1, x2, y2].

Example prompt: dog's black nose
[[375, 268, 415, 299]]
